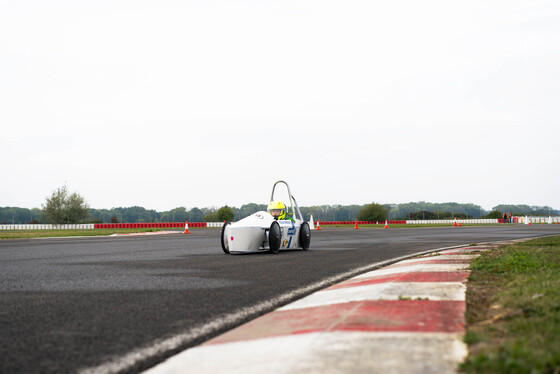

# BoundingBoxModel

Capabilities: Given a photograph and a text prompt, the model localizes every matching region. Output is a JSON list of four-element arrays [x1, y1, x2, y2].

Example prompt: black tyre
[[221, 222, 231, 254], [268, 221, 281, 254], [300, 222, 311, 250]]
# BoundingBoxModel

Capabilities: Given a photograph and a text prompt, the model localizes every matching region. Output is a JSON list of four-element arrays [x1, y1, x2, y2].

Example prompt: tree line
[[2, 202, 558, 225], [2, 185, 558, 224]]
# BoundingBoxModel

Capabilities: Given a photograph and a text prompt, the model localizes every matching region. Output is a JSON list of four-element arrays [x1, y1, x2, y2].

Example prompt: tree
[[235, 203, 267, 221], [357, 203, 388, 222], [484, 210, 503, 219], [42, 184, 90, 224], [0, 207, 43, 224], [188, 207, 204, 222], [217, 206, 235, 222], [160, 207, 187, 222], [409, 210, 438, 220], [203, 211, 219, 222]]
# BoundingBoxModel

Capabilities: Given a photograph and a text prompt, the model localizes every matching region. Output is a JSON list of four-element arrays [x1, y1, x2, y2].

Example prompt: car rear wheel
[[300, 222, 311, 250], [269, 221, 281, 254], [221, 222, 231, 254]]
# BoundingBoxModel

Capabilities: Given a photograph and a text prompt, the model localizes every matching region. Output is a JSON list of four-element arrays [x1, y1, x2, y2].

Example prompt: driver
[[267, 201, 287, 220]]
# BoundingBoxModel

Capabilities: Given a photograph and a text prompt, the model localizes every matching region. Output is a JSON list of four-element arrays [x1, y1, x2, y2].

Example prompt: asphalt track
[[1, 225, 559, 374]]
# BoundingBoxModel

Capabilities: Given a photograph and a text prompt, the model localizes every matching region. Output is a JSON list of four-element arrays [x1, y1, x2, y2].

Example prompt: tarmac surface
[[1, 225, 559, 373]]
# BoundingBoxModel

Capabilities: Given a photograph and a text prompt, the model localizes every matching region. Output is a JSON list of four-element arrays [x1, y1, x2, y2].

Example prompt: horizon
[[2, 200, 558, 213]]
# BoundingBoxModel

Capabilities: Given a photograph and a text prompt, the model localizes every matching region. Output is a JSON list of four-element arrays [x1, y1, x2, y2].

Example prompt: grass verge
[[460, 235, 560, 373]]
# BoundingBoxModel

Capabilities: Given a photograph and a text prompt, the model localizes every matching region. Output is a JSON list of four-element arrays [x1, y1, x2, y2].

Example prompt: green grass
[[460, 235, 560, 374], [0, 228, 183, 239]]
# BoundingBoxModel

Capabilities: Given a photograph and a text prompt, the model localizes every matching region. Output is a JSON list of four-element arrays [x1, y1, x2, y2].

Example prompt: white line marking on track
[[110, 231, 182, 237]]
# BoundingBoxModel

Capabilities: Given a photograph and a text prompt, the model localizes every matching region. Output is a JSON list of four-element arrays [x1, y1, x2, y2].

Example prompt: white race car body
[[221, 181, 311, 254], [223, 211, 303, 252]]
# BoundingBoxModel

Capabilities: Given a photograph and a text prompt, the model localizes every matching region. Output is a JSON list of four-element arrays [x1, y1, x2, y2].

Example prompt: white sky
[[1, 0, 559, 211]]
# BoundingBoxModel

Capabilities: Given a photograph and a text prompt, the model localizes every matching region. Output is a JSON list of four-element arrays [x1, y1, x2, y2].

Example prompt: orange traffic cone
[[458, 219, 462, 227], [183, 220, 190, 234], [316, 220, 322, 231], [384, 219, 389, 229], [453, 218, 458, 227], [354, 219, 359, 230]]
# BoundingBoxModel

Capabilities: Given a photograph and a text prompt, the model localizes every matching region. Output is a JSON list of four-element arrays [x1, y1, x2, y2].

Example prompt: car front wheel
[[221, 222, 231, 254], [300, 222, 311, 250], [268, 221, 281, 254]]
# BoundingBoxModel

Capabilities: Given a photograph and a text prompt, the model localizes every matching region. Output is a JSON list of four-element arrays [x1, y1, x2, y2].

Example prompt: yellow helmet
[[267, 201, 286, 220]]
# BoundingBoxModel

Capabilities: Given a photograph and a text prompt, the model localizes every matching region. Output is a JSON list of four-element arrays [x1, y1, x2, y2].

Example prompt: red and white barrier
[[0, 224, 95, 230]]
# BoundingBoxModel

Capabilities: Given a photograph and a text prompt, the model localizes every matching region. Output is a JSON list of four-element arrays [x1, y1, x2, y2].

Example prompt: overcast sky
[[1, 0, 559, 212]]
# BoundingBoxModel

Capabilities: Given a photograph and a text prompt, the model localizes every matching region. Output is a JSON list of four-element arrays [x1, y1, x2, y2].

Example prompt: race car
[[221, 181, 311, 254]]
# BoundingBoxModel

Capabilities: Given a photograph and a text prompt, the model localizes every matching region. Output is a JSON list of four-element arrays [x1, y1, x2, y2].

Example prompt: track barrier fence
[[1, 216, 558, 230]]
